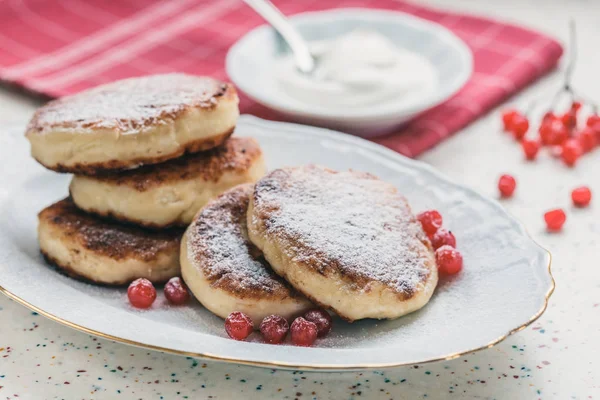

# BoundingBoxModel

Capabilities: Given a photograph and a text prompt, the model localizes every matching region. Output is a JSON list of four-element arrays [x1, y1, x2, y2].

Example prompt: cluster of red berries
[[224, 309, 332, 346], [127, 277, 190, 308], [417, 210, 462, 275], [502, 102, 600, 167], [498, 174, 592, 231]]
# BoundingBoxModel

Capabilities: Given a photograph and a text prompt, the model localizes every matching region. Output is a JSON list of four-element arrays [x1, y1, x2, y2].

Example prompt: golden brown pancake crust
[[61, 205, 172, 231], [187, 184, 305, 301], [250, 166, 434, 301], [87, 137, 262, 190], [45, 128, 234, 175], [26, 74, 239, 175], [38, 198, 182, 262], [40, 251, 120, 286], [27, 75, 234, 135]]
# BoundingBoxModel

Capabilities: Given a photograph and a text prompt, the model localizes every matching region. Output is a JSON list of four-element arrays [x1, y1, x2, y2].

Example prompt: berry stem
[[524, 99, 538, 117], [564, 19, 577, 88], [541, 21, 599, 115]]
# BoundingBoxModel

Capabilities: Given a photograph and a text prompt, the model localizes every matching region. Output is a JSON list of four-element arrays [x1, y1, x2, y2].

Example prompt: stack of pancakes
[[181, 165, 439, 323], [27, 74, 266, 286], [26, 73, 438, 323]]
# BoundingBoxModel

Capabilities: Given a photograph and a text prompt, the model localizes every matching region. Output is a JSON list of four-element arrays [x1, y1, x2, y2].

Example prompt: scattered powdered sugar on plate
[[252, 165, 434, 295]]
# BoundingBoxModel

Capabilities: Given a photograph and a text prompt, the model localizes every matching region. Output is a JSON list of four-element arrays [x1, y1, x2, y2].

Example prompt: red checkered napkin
[[0, 0, 563, 157]]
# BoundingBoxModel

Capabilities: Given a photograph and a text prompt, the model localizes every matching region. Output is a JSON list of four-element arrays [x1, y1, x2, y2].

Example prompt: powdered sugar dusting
[[187, 184, 299, 298], [27, 74, 230, 135], [252, 166, 434, 296]]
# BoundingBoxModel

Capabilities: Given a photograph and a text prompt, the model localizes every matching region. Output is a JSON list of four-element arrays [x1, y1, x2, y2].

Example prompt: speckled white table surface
[[1, 1, 599, 399]]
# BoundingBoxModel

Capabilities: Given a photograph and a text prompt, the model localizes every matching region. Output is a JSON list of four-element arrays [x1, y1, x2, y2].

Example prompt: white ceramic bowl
[[226, 8, 473, 137]]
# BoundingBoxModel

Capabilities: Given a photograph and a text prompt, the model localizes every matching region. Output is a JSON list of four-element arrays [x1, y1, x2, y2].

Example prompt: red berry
[[435, 245, 463, 275], [586, 115, 600, 141], [430, 228, 456, 250], [501, 109, 519, 131], [127, 278, 157, 309], [577, 127, 597, 153], [510, 115, 529, 140], [225, 312, 253, 341], [259, 315, 289, 344], [571, 101, 582, 111], [571, 186, 592, 207], [498, 174, 516, 198], [542, 111, 557, 124], [586, 114, 600, 129], [303, 309, 332, 337], [544, 209, 566, 232], [290, 317, 318, 347], [164, 277, 190, 305], [539, 114, 561, 145], [561, 110, 577, 131], [547, 120, 569, 145], [521, 138, 540, 160], [561, 139, 582, 167], [539, 122, 553, 145], [417, 210, 443, 236]]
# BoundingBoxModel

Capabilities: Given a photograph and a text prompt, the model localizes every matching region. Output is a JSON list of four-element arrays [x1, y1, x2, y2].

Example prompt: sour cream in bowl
[[227, 9, 472, 137], [277, 29, 438, 110]]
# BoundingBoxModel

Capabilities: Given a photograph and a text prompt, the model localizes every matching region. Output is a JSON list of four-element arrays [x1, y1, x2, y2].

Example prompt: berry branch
[[497, 21, 595, 233], [563, 19, 577, 90], [501, 21, 600, 168]]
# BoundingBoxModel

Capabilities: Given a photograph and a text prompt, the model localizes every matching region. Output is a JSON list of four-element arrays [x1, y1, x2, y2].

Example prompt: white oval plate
[[0, 116, 552, 371], [226, 8, 473, 136]]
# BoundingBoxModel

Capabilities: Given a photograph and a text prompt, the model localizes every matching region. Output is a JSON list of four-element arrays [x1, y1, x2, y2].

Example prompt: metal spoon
[[242, 0, 315, 74]]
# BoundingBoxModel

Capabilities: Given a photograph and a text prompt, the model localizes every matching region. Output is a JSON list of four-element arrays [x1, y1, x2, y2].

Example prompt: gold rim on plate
[[0, 249, 554, 371]]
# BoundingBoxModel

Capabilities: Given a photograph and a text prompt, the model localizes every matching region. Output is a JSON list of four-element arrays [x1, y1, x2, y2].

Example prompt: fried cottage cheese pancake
[[26, 74, 239, 174], [70, 137, 266, 228], [38, 198, 181, 285], [181, 184, 312, 324], [247, 165, 438, 322]]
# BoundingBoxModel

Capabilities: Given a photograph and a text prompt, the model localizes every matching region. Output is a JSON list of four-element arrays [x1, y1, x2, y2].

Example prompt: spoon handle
[[242, 0, 314, 74]]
